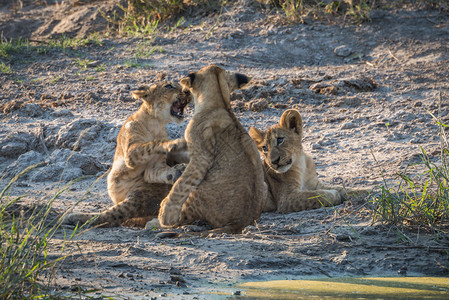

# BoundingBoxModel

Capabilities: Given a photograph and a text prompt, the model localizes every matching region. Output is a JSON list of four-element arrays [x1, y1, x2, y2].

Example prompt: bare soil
[[1, 0, 449, 298]]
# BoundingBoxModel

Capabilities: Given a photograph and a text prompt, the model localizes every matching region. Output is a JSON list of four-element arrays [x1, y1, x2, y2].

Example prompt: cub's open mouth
[[170, 91, 191, 119]]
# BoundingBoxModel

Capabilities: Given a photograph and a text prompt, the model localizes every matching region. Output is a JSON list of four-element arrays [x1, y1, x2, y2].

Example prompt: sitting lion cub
[[249, 109, 366, 213], [62, 82, 191, 227], [157, 65, 266, 234]]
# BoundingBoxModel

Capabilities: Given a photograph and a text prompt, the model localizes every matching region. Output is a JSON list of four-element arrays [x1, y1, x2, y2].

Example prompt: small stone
[[398, 266, 407, 276], [334, 45, 352, 57], [169, 267, 182, 275], [156, 231, 178, 239], [340, 122, 357, 130], [233, 291, 241, 295], [336, 234, 352, 242]]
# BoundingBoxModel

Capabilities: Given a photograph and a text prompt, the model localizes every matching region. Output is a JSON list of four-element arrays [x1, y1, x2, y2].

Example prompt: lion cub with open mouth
[[157, 65, 266, 234], [249, 109, 368, 213], [62, 82, 191, 227]]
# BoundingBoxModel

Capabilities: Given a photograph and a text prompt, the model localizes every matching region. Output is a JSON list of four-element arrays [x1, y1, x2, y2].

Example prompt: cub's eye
[[262, 146, 268, 153], [276, 137, 284, 145], [164, 84, 174, 89]]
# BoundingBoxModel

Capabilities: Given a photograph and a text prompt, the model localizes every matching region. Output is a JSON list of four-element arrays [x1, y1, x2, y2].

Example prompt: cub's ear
[[280, 109, 303, 136], [180, 72, 195, 90], [236, 73, 252, 89], [131, 85, 150, 99], [249, 126, 265, 146]]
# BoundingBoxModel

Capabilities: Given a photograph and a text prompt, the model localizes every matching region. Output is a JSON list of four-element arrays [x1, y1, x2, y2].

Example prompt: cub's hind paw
[[158, 199, 182, 227], [167, 163, 187, 184], [61, 213, 94, 227]]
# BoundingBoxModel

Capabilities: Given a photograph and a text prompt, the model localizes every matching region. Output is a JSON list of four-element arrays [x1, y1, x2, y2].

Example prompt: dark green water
[[236, 277, 449, 299]]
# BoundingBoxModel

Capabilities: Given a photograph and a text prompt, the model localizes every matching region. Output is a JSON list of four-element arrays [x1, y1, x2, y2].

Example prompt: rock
[[53, 119, 104, 150], [19, 103, 45, 117], [49, 148, 107, 175], [334, 45, 352, 57], [4, 150, 45, 178], [0, 132, 36, 158], [28, 162, 83, 182]]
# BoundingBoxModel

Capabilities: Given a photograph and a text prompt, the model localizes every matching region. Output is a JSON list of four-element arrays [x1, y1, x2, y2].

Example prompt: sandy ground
[[1, 0, 449, 298]]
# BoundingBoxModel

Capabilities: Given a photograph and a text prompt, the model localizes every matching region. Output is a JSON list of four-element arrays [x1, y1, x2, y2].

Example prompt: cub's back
[[192, 110, 265, 221]]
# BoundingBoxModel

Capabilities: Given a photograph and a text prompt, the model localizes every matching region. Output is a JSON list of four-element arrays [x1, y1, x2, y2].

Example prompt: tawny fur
[[62, 82, 190, 227], [157, 65, 267, 234], [249, 109, 368, 213]]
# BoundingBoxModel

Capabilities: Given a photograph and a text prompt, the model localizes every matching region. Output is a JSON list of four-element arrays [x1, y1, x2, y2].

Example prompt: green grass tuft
[[259, 0, 374, 23], [371, 98, 449, 234], [0, 164, 80, 298], [0, 61, 12, 74]]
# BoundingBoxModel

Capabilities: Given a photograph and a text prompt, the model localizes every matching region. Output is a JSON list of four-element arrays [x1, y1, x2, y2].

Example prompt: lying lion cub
[[63, 82, 191, 227], [157, 65, 266, 234], [249, 109, 367, 213]]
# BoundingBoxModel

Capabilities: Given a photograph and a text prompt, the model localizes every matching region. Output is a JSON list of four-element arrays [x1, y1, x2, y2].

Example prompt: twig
[[388, 49, 401, 64], [38, 123, 50, 158]]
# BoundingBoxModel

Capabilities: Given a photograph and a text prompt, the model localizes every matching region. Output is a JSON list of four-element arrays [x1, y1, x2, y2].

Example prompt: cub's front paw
[[166, 163, 187, 184], [158, 199, 181, 227]]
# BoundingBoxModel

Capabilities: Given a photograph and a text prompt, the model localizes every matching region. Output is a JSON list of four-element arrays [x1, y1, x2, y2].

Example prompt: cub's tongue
[[172, 102, 180, 113]]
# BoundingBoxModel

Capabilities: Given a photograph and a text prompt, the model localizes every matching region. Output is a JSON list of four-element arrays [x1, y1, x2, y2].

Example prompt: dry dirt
[[1, 0, 449, 298]]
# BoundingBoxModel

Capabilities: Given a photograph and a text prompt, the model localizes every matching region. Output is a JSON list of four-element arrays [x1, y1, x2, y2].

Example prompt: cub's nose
[[271, 157, 280, 165]]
